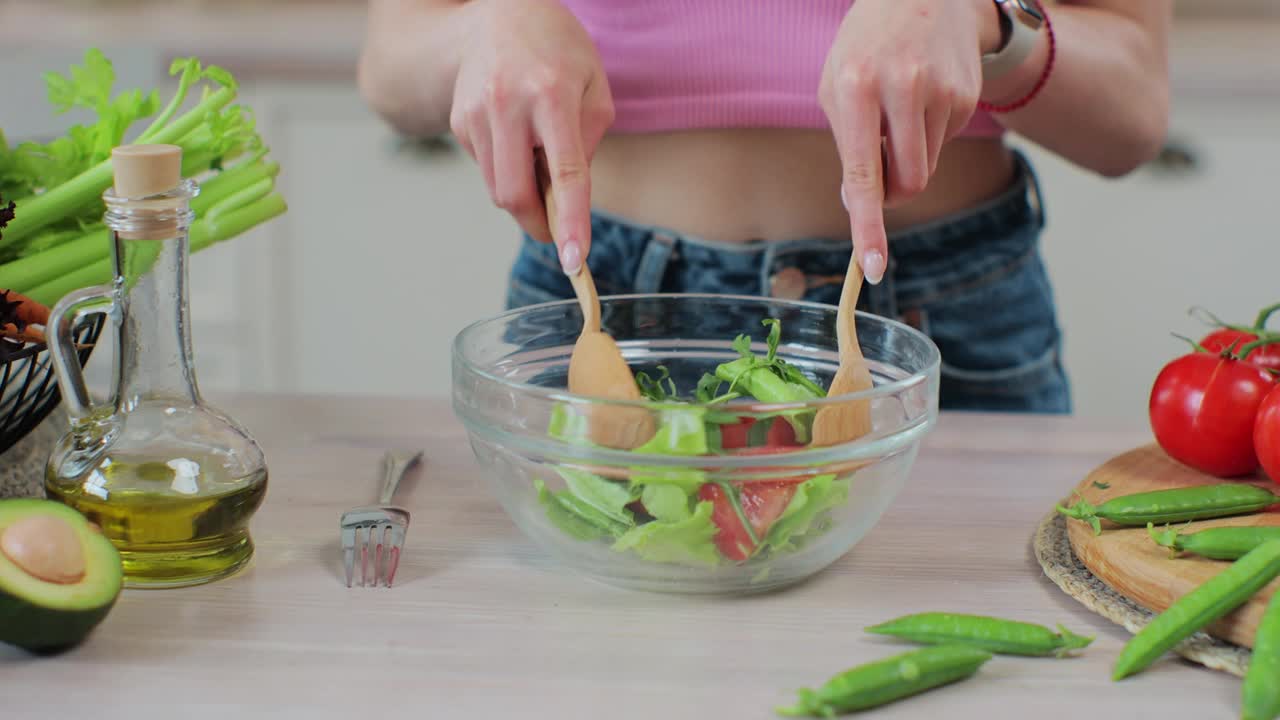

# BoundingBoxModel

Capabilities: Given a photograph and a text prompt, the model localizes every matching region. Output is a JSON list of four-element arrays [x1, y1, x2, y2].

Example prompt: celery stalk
[[2, 163, 280, 295], [191, 158, 278, 214], [0, 228, 109, 292], [1, 86, 237, 247], [23, 192, 286, 307], [197, 193, 287, 248], [26, 258, 113, 307], [205, 179, 273, 221]]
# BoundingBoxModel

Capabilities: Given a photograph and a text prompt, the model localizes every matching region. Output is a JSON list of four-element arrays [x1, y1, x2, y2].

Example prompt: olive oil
[[43, 146, 269, 591], [46, 454, 267, 588]]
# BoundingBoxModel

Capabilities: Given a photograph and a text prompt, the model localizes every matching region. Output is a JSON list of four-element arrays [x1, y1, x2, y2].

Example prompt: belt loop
[[1016, 149, 1047, 230], [758, 241, 782, 296], [634, 231, 677, 293], [864, 252, 899, 319]]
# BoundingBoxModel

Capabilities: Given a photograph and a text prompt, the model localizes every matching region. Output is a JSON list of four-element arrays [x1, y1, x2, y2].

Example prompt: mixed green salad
[[537, 319, 855, 567]]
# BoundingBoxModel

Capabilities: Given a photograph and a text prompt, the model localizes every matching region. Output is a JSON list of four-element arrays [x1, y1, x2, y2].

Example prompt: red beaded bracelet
[[977, 1, 1056, 114]]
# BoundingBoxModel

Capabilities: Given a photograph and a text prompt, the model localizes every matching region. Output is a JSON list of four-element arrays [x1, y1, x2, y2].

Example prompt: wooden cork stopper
[[110, 144, 187, 240], [112, 144, 182, 198]]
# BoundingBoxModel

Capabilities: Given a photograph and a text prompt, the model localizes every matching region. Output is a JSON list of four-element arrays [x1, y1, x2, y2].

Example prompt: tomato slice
[[739, 481, 797, 537], [698, 481, 798, 562], [718, 418, 756, 450], [715, 416, 800, 452], [766, 417, 798, 446], [699, 484, 752, 561]]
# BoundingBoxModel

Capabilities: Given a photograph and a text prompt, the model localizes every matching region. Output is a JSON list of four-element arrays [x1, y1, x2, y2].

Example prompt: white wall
[[1014, 96, 1280, 423]]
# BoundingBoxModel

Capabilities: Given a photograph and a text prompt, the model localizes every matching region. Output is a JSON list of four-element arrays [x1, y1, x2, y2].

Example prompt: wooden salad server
[[535, 151, 655, 449], [810, 256, 875, 446]]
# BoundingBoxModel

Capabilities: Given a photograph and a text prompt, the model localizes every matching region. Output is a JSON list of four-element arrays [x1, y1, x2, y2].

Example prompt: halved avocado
[[0, 498, 123, 653]]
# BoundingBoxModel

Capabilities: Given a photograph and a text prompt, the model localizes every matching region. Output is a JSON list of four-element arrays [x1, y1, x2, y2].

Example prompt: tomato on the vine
[[1254, 385, 1280, 485], [1149, 350, 1276, 477], [1200, 328, 1280, 372]]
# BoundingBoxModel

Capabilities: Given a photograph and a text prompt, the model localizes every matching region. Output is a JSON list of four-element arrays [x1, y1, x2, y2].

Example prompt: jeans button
[[770, 267, 806, 300]]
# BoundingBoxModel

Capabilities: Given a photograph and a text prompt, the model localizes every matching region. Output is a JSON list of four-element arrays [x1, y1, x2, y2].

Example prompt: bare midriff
[[588, 129, 1018, 243]]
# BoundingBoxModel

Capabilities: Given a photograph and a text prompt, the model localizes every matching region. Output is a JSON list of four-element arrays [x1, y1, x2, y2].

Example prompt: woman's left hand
[[820, 0, 1001, 284]]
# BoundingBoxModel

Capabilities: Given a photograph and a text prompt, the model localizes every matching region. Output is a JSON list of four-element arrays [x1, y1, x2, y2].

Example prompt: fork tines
[[342, 521, 404, 588]]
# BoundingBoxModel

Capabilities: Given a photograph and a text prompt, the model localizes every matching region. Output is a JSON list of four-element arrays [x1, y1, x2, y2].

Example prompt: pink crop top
[[558, 0, 1004, 137]]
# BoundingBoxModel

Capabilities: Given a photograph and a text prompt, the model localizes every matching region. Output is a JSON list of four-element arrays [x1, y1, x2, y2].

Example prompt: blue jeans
[[505, 150, 1071, 414]]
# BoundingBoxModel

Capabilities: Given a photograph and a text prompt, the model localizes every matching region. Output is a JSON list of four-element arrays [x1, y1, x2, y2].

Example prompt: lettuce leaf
[[557, 467, 637, 527], [630, 468, 705, 495], [640, 483, 692, 523], [535, 478, 631, 541], [548, 403, 592, 445], [760, 474, 850, 553], [633, 406, 710, 456], [613, 500, 721, 567]]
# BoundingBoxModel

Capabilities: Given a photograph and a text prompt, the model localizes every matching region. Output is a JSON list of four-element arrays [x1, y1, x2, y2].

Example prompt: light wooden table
[[1, 395, 1244, 718]]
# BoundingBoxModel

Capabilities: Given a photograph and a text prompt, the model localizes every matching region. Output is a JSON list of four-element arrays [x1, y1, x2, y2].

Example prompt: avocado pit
[[1, 515, 87, 584]]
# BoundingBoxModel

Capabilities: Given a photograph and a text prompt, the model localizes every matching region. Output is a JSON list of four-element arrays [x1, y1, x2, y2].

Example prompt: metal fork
[[340, 449, 423, 588]]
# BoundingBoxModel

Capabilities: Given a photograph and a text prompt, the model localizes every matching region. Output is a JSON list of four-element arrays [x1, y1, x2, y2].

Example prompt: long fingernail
[[840, 185, 848, 211], [862, 250, 886, 286], [559, 240, 582, 275]]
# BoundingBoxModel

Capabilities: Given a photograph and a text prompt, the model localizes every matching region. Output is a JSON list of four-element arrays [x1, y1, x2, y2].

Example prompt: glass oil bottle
[[44, 144, 268, 588]]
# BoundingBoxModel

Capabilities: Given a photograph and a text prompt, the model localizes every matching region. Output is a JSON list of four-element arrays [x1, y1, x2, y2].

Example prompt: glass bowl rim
[[451, 292, 941, 412]]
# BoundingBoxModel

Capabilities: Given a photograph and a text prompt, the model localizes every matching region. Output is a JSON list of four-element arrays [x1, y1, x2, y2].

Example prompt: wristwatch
[[981, 0, 1044, 81]]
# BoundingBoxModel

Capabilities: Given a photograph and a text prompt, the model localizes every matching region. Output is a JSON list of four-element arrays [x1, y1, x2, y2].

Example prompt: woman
[[357, 0, 1172, 413]]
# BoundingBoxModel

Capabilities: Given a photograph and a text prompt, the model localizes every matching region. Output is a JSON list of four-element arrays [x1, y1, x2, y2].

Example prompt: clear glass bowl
[[452, 294, 940, 594]]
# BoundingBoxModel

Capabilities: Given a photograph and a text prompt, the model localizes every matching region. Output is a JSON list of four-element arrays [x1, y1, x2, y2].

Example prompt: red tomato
[[718, 418, 755, 449], [699, 482, 797, 562], [766, 417, 798, 446], [1149, 351, 1276, 477], [716, 416, 798, 451], [1254, 385, 1280, 485], [724, 444, 811, 486], [1201, 329, 1280, 371]]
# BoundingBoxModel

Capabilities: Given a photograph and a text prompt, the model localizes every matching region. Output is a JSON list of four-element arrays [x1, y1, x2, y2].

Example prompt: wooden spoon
[[535, 152, 655, 449], [810, 258, 874, 446]]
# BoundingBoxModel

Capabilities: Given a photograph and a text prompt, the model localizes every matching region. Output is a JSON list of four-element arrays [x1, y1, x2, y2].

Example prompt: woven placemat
[[1033, 508, 1251, 678]]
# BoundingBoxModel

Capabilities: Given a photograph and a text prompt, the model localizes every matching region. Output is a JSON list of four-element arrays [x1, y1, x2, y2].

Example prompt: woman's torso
[[562, 0, 1018, 242], [590, 133, 1016, 242]]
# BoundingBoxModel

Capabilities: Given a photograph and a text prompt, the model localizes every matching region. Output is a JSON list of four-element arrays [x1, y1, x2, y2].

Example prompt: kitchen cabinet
[[229, 83, 517, 399]]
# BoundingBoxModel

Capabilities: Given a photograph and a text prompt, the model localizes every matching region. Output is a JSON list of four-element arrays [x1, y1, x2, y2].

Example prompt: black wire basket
[[0, 315, 104, 456]]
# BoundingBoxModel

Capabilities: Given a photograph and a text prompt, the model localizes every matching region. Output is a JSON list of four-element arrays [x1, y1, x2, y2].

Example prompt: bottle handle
[[47, 284, 117, 426]]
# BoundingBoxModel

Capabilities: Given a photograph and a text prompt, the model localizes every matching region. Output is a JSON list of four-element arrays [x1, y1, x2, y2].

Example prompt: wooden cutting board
[[1065, 444, 1280, 649]]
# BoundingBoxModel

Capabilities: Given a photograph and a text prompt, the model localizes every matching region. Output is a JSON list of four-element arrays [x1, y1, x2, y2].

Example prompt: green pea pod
[[776, 645, 992, 718], [1058, 484, 1280, 536], [865, 612, 1094, 658], [1242, 584, 1280, 720], [1147, 523, 1280, 561], [1113, 538, 1280, 680]]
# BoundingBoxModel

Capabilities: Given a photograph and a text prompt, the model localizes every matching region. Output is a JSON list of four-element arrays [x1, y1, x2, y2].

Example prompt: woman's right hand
[[450, 0, 614, 274]]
